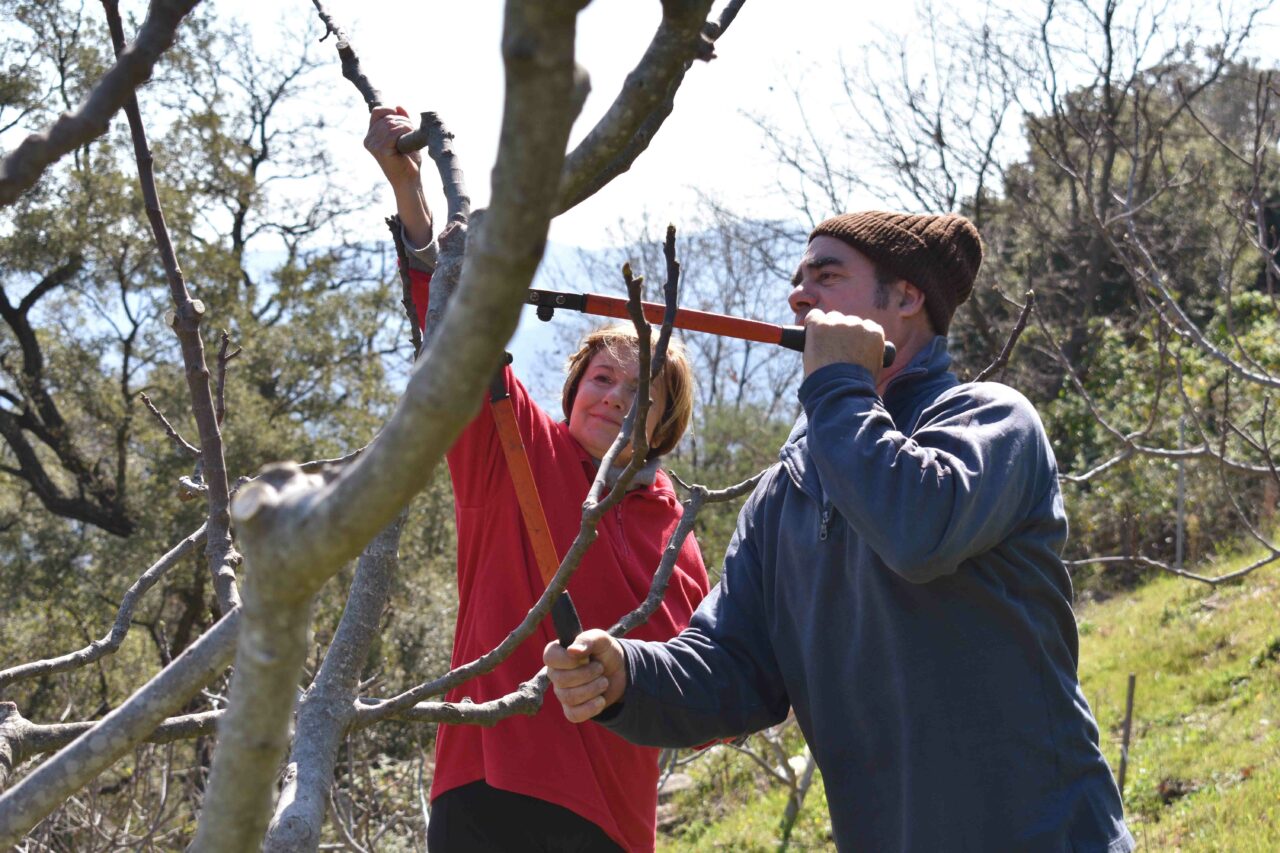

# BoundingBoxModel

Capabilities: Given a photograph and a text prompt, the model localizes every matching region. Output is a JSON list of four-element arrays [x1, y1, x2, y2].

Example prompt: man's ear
[[898, 282, 927, 319]]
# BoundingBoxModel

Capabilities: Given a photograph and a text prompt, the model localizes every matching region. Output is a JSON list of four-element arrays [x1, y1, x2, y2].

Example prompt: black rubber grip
[[551, 592, 582, 648], [779, 326, 897, 367]]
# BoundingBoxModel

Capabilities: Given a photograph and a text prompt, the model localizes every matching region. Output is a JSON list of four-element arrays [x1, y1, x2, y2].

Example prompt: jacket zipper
[[820, 502, 832, 541]]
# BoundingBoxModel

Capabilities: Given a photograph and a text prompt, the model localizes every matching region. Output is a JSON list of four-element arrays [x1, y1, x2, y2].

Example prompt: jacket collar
[[779, 336, 956, 500]]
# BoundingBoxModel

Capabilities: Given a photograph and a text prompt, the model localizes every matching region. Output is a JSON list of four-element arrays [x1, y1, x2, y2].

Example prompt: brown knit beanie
[[809, 211, 983, 334]]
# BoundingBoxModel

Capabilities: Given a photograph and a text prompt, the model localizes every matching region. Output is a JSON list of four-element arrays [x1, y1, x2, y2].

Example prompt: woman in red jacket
[[366, 107, 710, 852]]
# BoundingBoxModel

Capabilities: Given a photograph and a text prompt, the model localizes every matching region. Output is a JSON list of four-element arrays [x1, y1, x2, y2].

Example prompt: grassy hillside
[[1079, 568, 1280, 850], [657, 555, 1280, 851]]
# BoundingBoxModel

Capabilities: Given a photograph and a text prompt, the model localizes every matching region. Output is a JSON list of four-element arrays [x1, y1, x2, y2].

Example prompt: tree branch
[[0, 0, 202, 207], [215, 331, 240, 427], [0, 524, 208, 690], [263, 515, 403, 853], [139, 392, 200, 458], [309, 0, 381, 111], [611, 470, 763, 636], [398, 111, 471, 225], [190, 3, 589, 847], [103, 0, 239, 614], [555, 0, 723, 214], [0, 608, 239, 846], [973, 290, 1034, 383], [0, 703, 221, 790]]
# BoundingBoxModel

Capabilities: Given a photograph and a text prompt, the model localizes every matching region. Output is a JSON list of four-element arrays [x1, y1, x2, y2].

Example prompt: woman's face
[[567, 347, 668, 465]]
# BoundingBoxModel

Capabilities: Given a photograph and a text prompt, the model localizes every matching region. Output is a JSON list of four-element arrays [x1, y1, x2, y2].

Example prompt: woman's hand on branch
[[365, 105, 433, 247], [544, 630, 627, 723], [365, 105, 420, 184]]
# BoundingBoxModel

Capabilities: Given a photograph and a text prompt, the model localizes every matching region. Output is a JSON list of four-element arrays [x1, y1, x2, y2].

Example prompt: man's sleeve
[[800, 363, 1058, 584], [597, 475, 791, 748]]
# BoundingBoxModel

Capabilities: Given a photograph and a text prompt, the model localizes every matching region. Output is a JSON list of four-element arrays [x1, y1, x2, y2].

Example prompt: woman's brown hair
[[561, 324, 694, 460]]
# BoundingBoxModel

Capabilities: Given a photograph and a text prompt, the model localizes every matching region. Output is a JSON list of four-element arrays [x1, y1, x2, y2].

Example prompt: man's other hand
[[544, 630, 627, 723], [803, 308, 886, 380]]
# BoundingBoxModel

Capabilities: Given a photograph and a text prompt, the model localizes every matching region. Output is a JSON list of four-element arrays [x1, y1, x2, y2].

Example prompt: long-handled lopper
[[488, 358, 582, 648], [525, 288, 897, 367]]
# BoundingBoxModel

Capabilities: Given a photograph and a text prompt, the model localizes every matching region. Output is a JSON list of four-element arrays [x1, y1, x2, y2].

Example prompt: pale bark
[[262, 515, 403, 853], [0, 609, 240, 846], [188, 3, 590, 847], [556, 0, 733, 213], [399, 111, 472, 225], [0, 703, 221, 791]]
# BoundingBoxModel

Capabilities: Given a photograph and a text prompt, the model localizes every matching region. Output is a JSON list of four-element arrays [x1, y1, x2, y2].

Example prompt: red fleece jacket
[[410, 268, 709, 851]]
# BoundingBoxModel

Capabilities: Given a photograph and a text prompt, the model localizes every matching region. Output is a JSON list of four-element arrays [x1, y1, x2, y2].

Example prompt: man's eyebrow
[[791, 256, 845, 285]]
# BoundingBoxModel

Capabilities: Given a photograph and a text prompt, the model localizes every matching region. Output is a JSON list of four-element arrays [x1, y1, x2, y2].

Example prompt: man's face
[[788, 236, 896, 328]]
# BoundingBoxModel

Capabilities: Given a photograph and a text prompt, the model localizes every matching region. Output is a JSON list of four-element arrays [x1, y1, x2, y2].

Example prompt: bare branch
[[422, 217, 467, 353], [103, 0, 240, 614], [215, 331, 240, 427], [0, 608, 239, 846], [1065, 552, 1280, 587], [651, 224, 681, 378], [1, 703, 221, 789], [399, 112, 471, 225], [0, 524, 207, 690], [0, 0, 202, 207], [973, 290, 1034, 383], [309, 0, 381, 111], [139, 392, 200, 458], [556, 0, 725, 213], [264, 516, 403, 853], [611, 470, 764, 636]]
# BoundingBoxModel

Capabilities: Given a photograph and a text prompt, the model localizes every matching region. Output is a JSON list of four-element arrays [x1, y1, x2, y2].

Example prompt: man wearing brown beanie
[[548, 212, 1134, 852]]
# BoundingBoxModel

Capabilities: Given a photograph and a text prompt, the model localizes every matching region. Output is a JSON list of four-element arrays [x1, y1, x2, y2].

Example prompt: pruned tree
[[0, 0, 765, 848]]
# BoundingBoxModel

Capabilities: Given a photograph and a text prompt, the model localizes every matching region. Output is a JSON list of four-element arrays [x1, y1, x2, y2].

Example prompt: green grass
[[1079, 566, 1280, 851], [658, 551, 1280, 851]]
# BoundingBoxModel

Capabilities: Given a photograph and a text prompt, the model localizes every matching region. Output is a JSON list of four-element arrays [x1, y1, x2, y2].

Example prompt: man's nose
[[789, 285, 814, 314]]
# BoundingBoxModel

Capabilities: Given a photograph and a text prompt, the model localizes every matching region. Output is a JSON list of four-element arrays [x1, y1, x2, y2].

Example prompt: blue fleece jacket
[[601, 338, 1134, 852]]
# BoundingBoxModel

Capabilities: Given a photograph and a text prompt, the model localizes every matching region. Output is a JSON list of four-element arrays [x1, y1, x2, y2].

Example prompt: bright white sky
[[207, 0, 1279, 248], [213, 0, 923, 247]]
